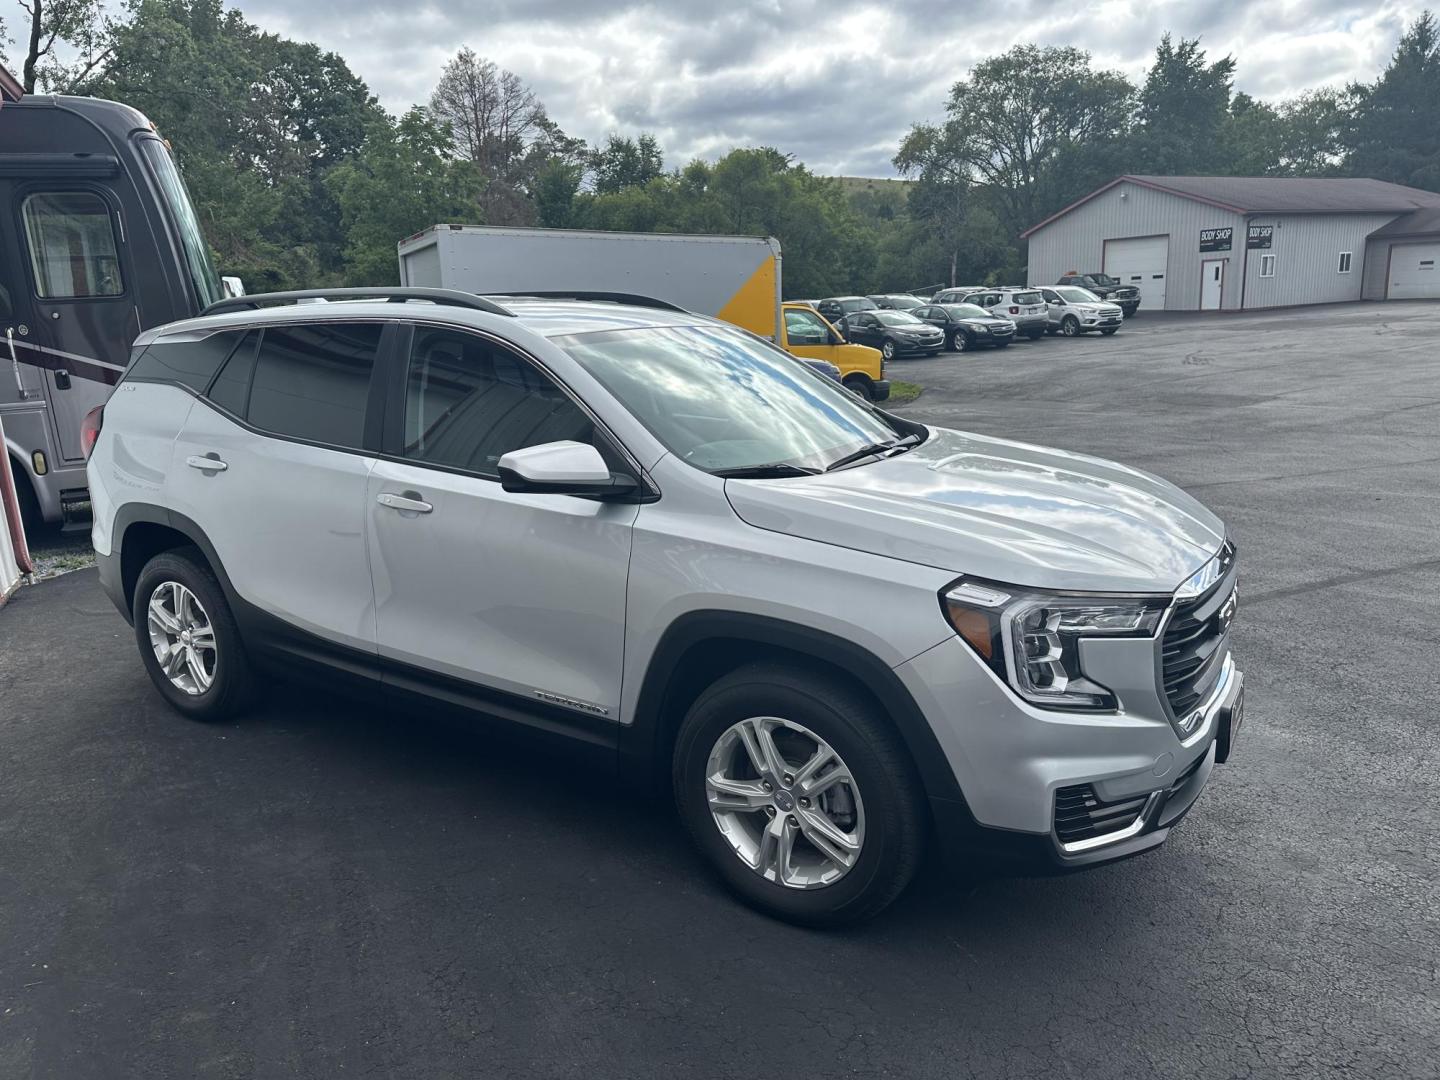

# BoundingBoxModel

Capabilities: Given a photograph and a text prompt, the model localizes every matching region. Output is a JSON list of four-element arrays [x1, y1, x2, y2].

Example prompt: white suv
[[86, 288, 1245, 926]]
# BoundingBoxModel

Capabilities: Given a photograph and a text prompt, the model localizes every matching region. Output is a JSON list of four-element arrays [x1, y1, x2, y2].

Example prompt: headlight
[[942, 578, 1167, 710]]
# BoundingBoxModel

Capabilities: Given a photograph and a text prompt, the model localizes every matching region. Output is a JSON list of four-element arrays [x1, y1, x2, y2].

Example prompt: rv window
[[22, 192, 124, 299], [129, 330, 249, 394], [246, 323, 381, 449]]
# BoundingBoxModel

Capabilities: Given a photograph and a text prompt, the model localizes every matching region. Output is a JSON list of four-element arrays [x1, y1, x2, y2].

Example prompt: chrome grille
[[1162, 542, 1237, 724]]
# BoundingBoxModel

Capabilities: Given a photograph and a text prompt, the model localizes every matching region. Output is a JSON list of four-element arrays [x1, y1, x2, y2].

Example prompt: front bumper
[[898, 634, 1242, 872], [893, 336, 944, 355], [869, 379, 891, 402]]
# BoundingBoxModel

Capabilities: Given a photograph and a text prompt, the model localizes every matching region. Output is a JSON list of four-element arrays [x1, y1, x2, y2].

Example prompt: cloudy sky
[[239, 0, 1429, 177]]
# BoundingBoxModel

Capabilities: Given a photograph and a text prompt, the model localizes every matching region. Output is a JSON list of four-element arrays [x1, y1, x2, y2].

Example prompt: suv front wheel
[[673, 663, 925, 926], [133, 548, 258, 722]]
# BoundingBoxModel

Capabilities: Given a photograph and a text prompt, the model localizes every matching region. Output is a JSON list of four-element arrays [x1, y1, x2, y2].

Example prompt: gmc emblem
[[1218, 588, 1238, 631]]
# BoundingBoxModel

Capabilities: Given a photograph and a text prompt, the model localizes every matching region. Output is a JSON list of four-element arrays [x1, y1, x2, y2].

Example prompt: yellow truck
[[397, 225, 888, 401]]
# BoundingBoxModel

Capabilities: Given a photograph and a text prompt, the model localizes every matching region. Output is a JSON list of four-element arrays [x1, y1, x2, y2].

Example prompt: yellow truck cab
[[779, 303, 889, 401]]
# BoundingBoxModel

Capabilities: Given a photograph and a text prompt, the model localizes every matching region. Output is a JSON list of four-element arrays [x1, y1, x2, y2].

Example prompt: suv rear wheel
[[673, 663, 925, 926], [133, 548, 257, 722]]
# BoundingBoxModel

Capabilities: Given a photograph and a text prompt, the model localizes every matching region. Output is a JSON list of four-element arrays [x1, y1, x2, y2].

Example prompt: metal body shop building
[[1023, 175, 1440, 312]]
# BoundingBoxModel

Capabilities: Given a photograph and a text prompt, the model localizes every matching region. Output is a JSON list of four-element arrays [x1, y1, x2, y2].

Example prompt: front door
[[1200, 260, 1224, 311], [781, 305, 840, 364], [16, 188, 134, 461], [367, 323, 637, 719]]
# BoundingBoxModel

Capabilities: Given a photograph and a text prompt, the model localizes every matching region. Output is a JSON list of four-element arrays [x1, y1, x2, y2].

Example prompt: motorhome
[[0, 68, 223, 534]]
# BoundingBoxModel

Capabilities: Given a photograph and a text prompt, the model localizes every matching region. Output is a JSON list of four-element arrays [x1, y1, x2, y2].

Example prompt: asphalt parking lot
[[2, 301, 1438, 1079]]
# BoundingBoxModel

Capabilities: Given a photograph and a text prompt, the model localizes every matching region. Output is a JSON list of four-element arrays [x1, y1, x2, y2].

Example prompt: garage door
[[1104, 236, 1169, 311], [1388, 242, 1440, 299]]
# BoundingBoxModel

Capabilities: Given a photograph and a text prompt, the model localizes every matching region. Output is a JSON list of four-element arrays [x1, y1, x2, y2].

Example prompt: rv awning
[[0, 63, 22, 106]]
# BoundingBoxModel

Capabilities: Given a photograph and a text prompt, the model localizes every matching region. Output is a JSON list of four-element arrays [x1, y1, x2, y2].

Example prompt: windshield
[[558, 324, 900, 474], [874, 311, 923, 326], [840, 297, 877, 313], [1088, 274, 1118, 286], [944, 304, 991, 319], [884, 295, 923, 310], [136, 137, 221, 309], [1055, 286, 1101, 303]]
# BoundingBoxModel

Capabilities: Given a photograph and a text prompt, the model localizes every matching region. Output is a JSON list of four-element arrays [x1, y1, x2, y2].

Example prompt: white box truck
[[396, 225, 891, 401]]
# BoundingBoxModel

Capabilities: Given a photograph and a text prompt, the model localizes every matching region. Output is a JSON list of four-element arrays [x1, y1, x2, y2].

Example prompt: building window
[[1260, 254, 1276, 278], [1337, 252, 1353, 274]]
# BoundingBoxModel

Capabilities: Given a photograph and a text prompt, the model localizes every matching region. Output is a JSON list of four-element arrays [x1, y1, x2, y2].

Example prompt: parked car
[[1036, 286, 1125, 336], [866, 294, 924, 311], [955, 288, 1049, 340], [1057, 273, 1140, 317], [930, 286, 986, 305], [815, 295, 878, 324], [89, 287, 1244, 927], [913, 303, 1016, 351], [840, 309, 945, 360], [779, 302, 889, 401]]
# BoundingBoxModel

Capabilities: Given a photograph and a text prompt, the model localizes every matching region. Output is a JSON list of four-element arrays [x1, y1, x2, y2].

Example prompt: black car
[[1057, 273, 1140, 316], [913, 303, 1017, 351], [815, 295, 878, 324], [840, 309, 945, 360], [866, 293, 925, 311]]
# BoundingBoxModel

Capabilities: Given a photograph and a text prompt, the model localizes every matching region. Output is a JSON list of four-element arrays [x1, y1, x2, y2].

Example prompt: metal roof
[[1371, 204, 1440, 238], [1023, 175, 1440, 237]]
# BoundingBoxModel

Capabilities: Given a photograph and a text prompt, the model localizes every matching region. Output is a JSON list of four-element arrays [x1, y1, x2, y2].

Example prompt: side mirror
[[221, 276, 246, 299], [497, 441, 636, 497]]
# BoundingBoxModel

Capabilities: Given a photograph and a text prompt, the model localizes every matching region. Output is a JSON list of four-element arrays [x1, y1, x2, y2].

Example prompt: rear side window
[[128, 330, 248, 393], [206, 330, 260, 416], [1012, 291, 1043, 304], [22, 192, 124, 298], [245, 323, 382, 448]]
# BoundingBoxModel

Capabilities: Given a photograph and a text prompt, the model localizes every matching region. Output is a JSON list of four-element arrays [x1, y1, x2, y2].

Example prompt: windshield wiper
[[824, 433, 921, 472], [713, 462, 821, 479]]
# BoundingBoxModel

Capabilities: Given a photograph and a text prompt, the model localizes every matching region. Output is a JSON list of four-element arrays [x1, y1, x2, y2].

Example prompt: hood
[[724, 427, 1225, 594]]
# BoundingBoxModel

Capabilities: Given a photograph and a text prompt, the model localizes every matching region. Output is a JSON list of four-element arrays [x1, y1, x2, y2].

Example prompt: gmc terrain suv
[[87, 288, 1245, 926]]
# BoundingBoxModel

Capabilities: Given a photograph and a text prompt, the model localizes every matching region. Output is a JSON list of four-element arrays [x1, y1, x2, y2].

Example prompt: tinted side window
[[128, 330, 246, 393], [22, 192, 124, 298], [246, 323, 381, 448], [404, 327, 594, 476], [206, 330, 260, 416]]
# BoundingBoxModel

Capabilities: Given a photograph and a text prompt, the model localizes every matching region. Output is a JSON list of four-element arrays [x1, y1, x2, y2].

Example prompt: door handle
[[376, 491, 432, 514], [185, 454, 228, 472]]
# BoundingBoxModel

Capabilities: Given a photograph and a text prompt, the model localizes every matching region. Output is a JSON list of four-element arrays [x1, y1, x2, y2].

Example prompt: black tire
[[1101, 327, 1119, 336], [880, 339, 897, 363], [132, 547, 258, 722], [1026, 329, 1045, 340], [11, 462, 48, 542], [1060, 315, 1081, 337], [673, 663, 926, 927], [842, 374, 875, 401]]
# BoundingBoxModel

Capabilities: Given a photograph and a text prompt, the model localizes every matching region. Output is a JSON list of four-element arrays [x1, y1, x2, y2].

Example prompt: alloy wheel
[[146, 581, 217, 696], [881, 341, 896, 361], [1061, 317, 1080, 337], [705, 716, 866, 889]]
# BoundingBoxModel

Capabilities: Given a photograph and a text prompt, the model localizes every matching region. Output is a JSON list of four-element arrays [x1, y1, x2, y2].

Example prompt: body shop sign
[[1247, 225, 1273, 249], [1200, 227, 1233, 252]]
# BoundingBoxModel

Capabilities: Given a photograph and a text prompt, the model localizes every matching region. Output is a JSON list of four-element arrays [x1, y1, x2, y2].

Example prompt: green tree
[[1132, 35, 1237, 174], [1346, 11, 1440, 189], [326, 109, 486, 284], [591, 133, 664, 194], [904, 46, 1135, 241], [2, 0, 110, 92]]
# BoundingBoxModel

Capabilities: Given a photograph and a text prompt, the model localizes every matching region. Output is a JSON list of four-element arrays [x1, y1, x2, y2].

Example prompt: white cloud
[[236, 0, 1430, 175]]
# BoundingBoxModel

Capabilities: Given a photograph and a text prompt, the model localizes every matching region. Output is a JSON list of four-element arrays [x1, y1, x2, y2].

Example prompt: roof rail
[[484, 291, 690, 314], [202, 287, 514, 318]]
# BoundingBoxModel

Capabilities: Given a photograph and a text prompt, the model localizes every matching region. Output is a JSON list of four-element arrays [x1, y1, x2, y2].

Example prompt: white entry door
[[1104, 235, 1169, 311], [1200, 260, 1224, 311], [1388, 242, 1440, 299]]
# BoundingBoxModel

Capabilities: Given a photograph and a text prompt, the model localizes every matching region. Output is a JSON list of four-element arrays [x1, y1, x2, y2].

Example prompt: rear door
[[166, 319, 388, 652]]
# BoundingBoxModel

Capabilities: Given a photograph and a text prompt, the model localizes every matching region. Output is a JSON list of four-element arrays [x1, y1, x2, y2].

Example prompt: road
[[2, 301, 1438, 1078]]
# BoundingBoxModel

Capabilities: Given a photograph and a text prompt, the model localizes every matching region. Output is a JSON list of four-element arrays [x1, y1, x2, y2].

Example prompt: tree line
[[3, 0, 1437, 297]]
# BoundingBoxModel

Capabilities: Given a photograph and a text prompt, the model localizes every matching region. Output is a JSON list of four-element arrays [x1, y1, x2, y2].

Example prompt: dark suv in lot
[[1057, 274, 1140, 317]]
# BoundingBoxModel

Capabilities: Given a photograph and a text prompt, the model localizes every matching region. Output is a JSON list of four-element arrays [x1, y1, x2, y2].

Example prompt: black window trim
[[375, 318, 659, 502]]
